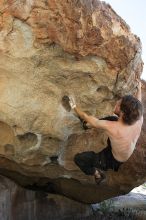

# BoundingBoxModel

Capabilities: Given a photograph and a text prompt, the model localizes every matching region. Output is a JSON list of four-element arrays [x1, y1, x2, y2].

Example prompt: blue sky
[[104, 0, 146, 80]]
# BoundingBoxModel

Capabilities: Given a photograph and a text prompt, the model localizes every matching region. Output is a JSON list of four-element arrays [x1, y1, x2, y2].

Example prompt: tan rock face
[[0, 0, 145, 203]]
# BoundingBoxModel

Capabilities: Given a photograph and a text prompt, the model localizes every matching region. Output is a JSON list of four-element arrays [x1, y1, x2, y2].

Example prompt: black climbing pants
[[74, 116, 123, 175]]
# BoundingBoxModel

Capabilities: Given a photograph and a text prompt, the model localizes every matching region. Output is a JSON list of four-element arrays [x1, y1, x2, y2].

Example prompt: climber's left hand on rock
[[69, 96, 76, 109]]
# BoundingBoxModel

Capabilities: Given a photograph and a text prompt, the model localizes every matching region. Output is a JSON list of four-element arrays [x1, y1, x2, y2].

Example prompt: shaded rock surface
[[0, 175, 92, 220], [0, 175, 145, 220], [0, 0, 145, 203]]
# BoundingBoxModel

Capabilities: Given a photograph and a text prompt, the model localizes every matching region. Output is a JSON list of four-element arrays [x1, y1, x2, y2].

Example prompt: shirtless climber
[[68, 79, 143, 184]]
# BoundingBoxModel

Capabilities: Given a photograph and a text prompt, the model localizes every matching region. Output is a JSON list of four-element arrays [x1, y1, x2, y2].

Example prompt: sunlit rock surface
[[0, 0, 145, 203]]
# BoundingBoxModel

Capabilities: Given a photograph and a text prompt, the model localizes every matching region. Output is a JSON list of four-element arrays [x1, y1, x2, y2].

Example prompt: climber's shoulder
[[86, 116, 117, 130], [84, 115, 119, 130], [96, 118, 117, 131]]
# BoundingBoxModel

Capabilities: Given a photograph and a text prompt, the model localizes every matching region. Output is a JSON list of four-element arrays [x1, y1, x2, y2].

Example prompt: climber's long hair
[[120, 95, 143, 125]]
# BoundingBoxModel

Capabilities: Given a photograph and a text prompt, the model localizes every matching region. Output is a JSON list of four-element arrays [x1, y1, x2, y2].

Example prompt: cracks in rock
[[29, 115, 39, 130], [25, 133, 42, 152], [96, 85, 114, 102], [5, 17, 14, 37], [95, 35, 140, 70], [126, 49, 141, 73], [24, 5, 46, 23], [113, 49, 141, 96], [114, 71, 120, 88], [26, 181, 56, 194], [50, 156, 59, 164], [0, 14, 14, 43], [65, 15, 80, 25], [0, 102, 24, 109], [0, 0, 17, 14], [17, 132, 42, 155], [88, 72, 99, 85], [15, 131, 61, 166]]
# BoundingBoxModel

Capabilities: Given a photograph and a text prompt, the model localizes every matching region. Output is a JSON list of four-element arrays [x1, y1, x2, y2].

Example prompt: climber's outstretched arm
[[74, 107, 108, 129], [68, 97, 108, 130]]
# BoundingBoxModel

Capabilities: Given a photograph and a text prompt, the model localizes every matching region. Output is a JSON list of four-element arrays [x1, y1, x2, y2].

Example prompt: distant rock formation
[[0, 0, 145, 203]]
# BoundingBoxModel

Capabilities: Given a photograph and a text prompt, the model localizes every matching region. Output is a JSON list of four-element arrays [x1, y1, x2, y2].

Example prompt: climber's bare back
[[104, 116, 143, 162]]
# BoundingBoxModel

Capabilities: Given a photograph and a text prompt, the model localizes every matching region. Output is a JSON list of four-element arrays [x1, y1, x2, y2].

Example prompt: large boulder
[[0, 0, 145, 203]]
